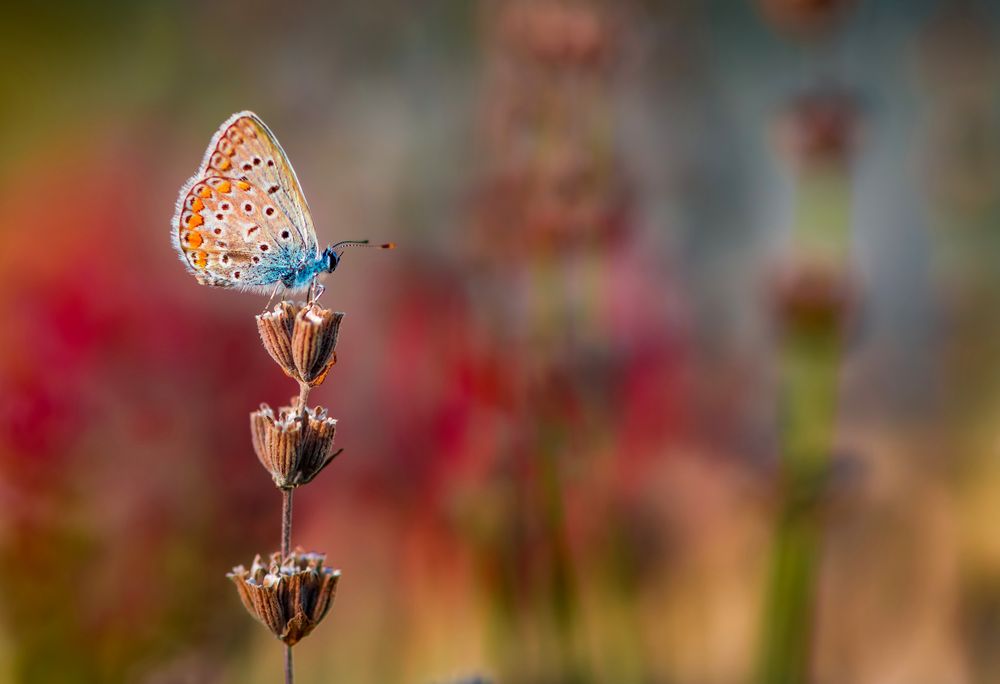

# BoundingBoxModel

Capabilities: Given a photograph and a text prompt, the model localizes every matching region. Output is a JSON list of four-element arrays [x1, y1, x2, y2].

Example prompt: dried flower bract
[[292, 304, 343, 386], [257, 302, 343, 387], [228, 551, 340, 646], [251, 404, 342, 489]]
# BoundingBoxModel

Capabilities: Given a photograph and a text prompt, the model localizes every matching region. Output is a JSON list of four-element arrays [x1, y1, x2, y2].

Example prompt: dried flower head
[[498, 0, 615, 68], [256, 302, 344, 387], [228, 551, 340, 646], [757, 0, 856, 37], [770, 260, 856, 335], [292, 304, 343, 385], [773, 88, 860, 171], [250, 404, 342, 489]]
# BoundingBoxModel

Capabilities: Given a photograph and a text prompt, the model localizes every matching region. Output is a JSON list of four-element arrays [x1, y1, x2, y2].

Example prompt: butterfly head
[[321, 246, 341, 273]]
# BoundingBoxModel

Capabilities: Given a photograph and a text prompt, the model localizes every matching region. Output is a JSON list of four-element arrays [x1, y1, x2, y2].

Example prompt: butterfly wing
[[172, 111, 319, 291], [174, 176, 311, 289], [197, 112, 318, 256]]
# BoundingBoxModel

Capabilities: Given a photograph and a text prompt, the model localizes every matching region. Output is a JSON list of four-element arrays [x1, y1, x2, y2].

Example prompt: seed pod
[[250, 404, 342, 489], [228, 551, 341, 646], [256, 302, 344, 387]]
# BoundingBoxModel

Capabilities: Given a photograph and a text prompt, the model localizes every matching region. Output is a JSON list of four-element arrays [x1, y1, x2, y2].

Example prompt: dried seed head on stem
[[249, 401, 342, 490], [228, 551, 341, 646], [256, 302, 343, 387]]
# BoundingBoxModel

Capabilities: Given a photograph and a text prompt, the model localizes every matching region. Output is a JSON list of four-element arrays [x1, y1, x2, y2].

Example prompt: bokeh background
[[2, 0, 1000, 682]]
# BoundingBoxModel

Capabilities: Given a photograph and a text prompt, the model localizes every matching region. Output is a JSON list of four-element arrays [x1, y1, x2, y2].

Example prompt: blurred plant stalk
[[756, 88, 858, 684], [465, 1, 643, 681]]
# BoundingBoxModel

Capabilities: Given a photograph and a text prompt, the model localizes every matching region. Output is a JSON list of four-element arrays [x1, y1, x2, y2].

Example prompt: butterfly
[[172, 111, 393, 299]]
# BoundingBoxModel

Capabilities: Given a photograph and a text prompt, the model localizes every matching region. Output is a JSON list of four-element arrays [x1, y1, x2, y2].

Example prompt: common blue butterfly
[[172, 111, 392, 297]]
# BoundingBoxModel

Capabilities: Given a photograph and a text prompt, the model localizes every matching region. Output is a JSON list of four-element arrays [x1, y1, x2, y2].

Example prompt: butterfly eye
[[267, 159, 275, 167], [253, 157, 261, 165], [214, 227, 222, 234], [243, 203, 253, 213], [233, 271, 241, 279], [259, 244, 269, 251], [242, 163, 252, 171], [216, 214, 224, 221], [266, 207, 275, 216], [221, 203, 230, 210], [280, 230, 289, 239], [252, 256, 260, 263]]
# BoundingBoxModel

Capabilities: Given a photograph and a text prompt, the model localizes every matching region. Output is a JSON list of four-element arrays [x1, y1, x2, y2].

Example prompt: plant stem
[[756, 170, 849, 684], [282, 381, 310, 684], [297, 381, 310, 413], [282, 489, 293, 559]]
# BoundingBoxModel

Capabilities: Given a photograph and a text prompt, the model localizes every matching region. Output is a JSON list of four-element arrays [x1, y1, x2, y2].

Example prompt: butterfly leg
[[305, 277, 325, 304], [313, 279, 325, 302], [263, 283, 281, 313]]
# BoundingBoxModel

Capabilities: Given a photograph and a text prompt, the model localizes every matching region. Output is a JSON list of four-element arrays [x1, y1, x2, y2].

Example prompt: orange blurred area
[[1, 1, 1000, 683]]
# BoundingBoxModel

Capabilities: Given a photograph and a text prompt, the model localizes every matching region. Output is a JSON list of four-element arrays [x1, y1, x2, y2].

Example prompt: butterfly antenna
[[330, 240, 396, 251]]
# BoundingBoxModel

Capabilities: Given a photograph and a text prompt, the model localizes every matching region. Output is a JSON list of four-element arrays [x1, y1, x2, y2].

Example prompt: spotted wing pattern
[[172, 111, 319, 291], [175, 176, 309, 288]]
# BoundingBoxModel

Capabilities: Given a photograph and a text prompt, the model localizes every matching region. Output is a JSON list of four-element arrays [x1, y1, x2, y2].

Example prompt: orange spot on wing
[[184, 231, 204, 248], [186, 213, 204, 229], [198, 187, 212, 199], [217, 180, 232, 194], [190, 198, 204, 212], [194, 252, 208, 269], [235, 180, 251, 191]]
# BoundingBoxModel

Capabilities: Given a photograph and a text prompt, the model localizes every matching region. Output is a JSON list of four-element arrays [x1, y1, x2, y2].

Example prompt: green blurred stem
[[539, 426, 579, 681], [757, 329, 840, 684], [756, 169, 850, 684]]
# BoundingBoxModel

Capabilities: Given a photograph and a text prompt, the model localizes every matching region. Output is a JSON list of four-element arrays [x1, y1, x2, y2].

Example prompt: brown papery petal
[[256, 301, 303, 379], [291, 306, 343, 386], [297, 410, 340, 485]]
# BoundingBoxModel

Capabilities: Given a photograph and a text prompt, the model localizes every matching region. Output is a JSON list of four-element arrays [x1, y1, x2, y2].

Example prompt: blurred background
[[1, 0, 999, 682]]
